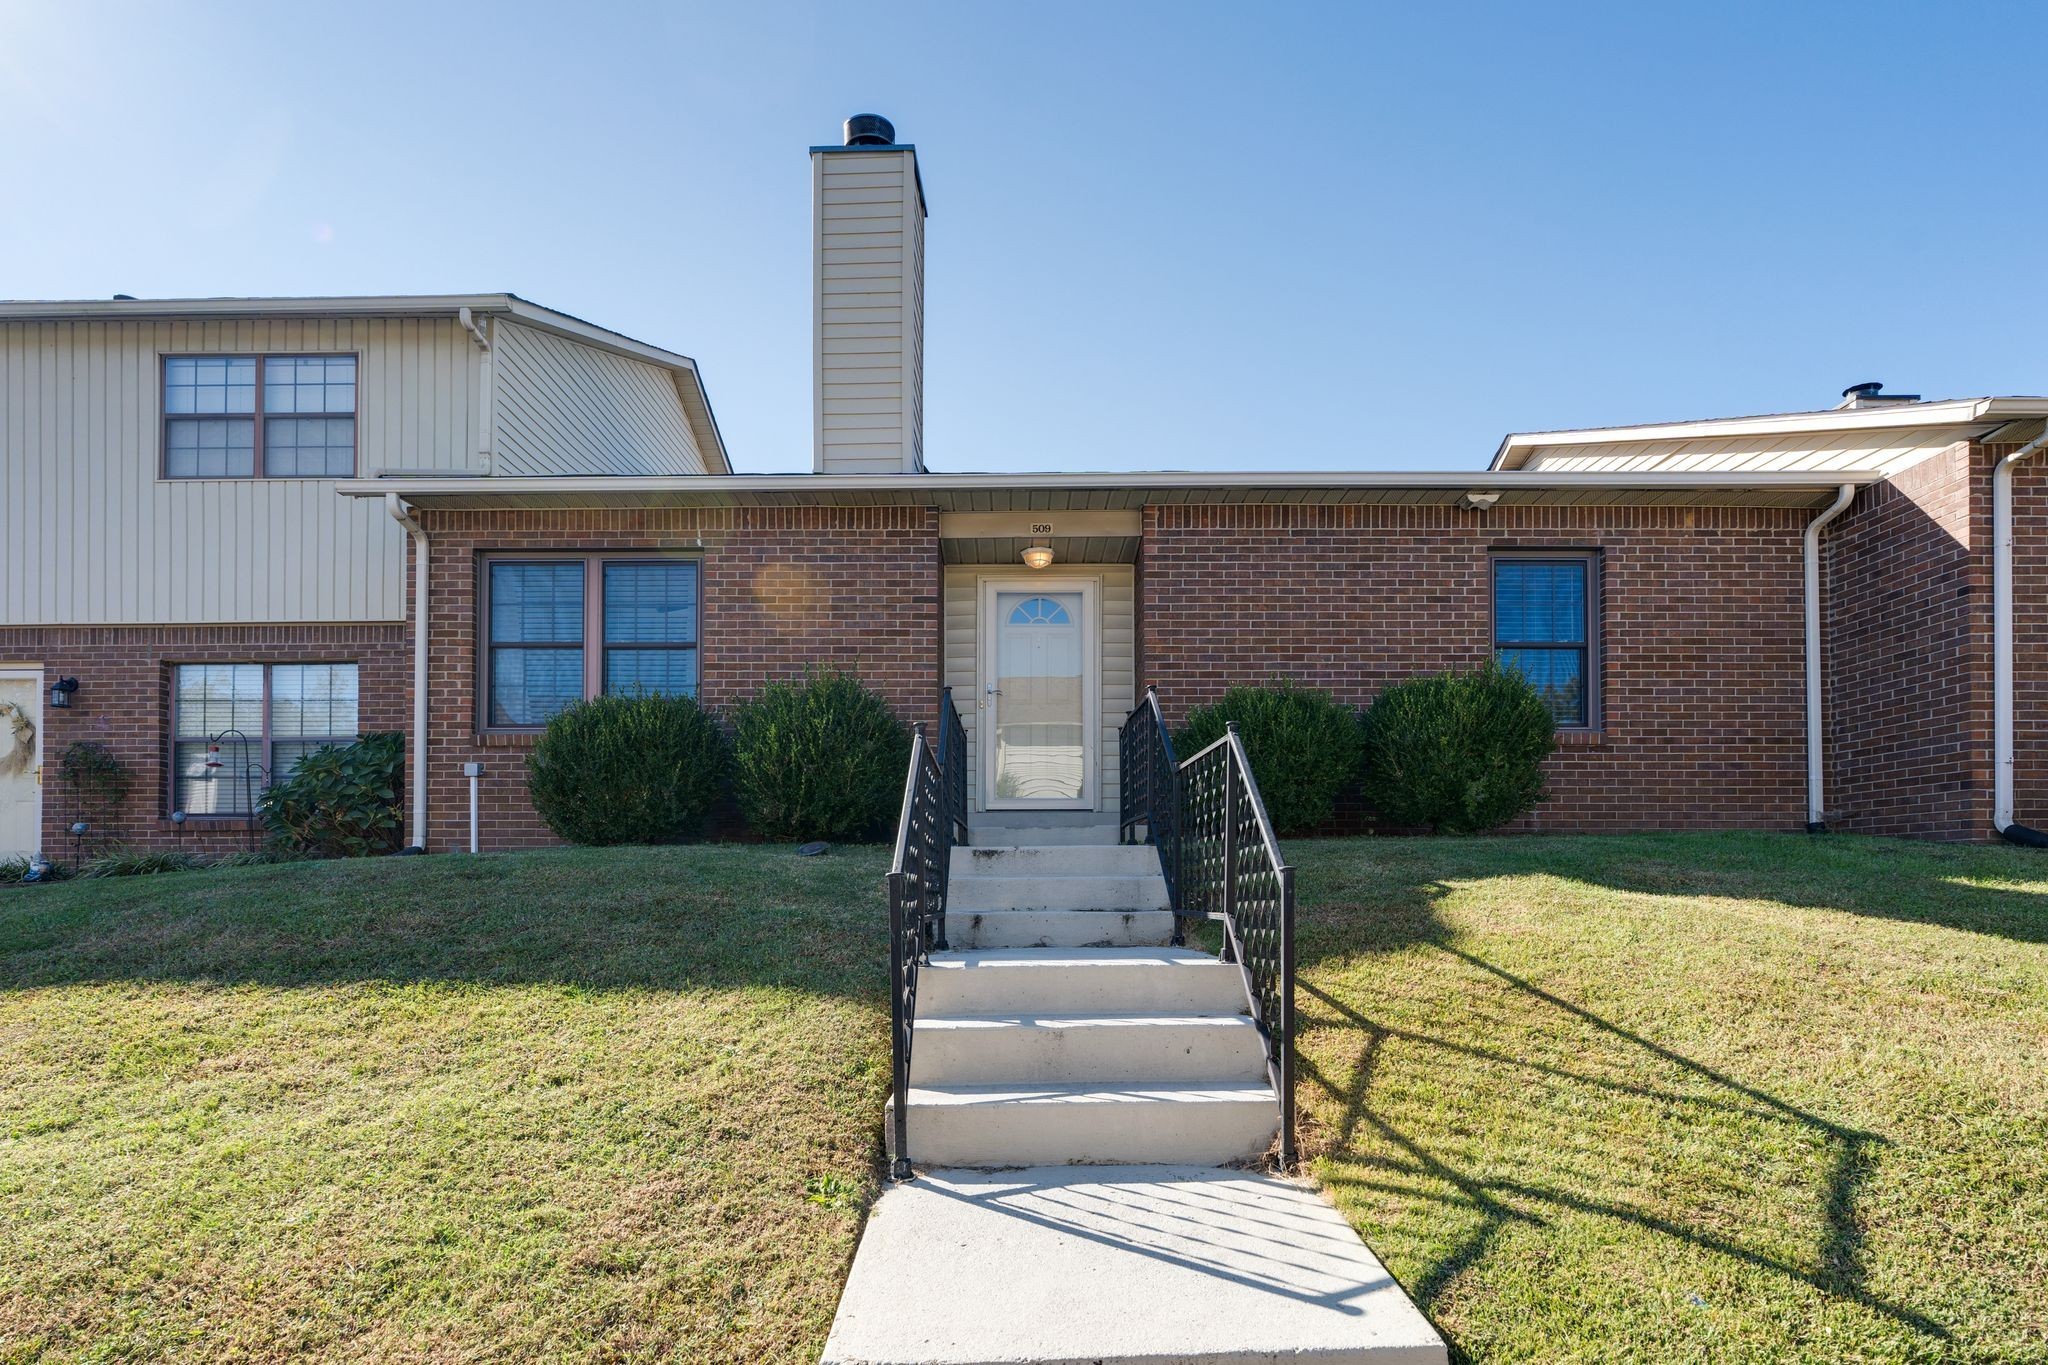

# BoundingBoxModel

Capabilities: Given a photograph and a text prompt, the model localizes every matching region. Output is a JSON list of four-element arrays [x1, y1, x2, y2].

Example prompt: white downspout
[[387, 493, 430, 852], [1805, 483, 1857, 831], [1995, 426, 2048, 838]]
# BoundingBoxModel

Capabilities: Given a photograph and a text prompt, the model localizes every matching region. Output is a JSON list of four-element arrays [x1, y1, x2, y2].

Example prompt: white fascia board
[[338, 468, 1883, 500], [1488, 397, 2048, 470]]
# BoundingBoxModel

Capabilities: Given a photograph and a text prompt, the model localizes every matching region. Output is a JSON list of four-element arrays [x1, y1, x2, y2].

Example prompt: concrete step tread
[[821, 1165, 1448, 1364], [925, 946, 1219, 968], [915, 1012, 1257, 1031], [906, 1081, 1276, 1107], [944, 908, 1177, 949]]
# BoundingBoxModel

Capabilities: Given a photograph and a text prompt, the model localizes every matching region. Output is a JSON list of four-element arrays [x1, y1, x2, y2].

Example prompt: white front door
[[982, 578, 1098, 810], [0, 670, 43, 859]]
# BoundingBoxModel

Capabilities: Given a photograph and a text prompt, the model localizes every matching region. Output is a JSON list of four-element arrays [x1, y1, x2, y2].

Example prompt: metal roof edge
[[1488, 396, 2048, 470], [340, 467, 1883, 500]]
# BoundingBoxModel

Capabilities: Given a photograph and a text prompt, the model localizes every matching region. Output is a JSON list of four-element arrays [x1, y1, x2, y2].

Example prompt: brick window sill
[[1553, 729, 1605, 747]]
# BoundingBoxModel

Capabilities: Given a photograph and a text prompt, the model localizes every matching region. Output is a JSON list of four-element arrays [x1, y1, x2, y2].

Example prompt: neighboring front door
[[982, 579, 1098, 810], [0, 670, 42, 860]]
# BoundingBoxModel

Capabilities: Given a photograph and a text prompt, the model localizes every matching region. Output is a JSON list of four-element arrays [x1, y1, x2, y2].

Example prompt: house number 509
[[1029, 523, 1053, 535]]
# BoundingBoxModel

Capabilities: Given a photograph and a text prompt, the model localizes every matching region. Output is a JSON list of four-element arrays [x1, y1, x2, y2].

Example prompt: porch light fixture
[[48, 676, 78, 709], [1020, 543, 1056, 570]]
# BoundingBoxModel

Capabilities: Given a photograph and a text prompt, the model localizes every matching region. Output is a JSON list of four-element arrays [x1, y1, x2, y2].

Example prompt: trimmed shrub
[[731, 671, 910, 842], [526, 693, 730, 845], [260, 731, 406, 857], [1174, 683, 1362, 836], [1359, 660, 1556, 834]]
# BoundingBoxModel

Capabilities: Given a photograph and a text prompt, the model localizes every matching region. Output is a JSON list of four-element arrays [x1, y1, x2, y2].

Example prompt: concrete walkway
[[821, 1164, 1447, 1365]]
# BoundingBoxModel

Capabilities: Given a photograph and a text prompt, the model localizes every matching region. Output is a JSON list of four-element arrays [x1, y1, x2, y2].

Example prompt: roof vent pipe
[[843, 113, 897, 146], [1837, 381, 1921, 410]]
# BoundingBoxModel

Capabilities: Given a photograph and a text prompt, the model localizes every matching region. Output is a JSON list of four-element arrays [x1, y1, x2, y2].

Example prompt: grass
[[0, 844, 892, 1363], [4, 832, 2046, 1363], [1291, 832, 2048, 1364]]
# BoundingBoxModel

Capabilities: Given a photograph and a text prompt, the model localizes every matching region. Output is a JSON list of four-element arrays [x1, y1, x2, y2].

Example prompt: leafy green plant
[[803, 1173, 861, 1211], [1174, 683, 1363, 836], [526, 693, 730, 845], [730, 671, 910, 842], [259, 731, 405, 857], [1359, 659, 1556, 834], [57, 741, 134, 845]]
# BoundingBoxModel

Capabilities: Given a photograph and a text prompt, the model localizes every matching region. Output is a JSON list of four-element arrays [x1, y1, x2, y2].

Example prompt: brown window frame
[[167, 661, 362, 819], [1489, 549, 1601, 730], [159, 352, 361, 481], [478, 552, 704, 733]]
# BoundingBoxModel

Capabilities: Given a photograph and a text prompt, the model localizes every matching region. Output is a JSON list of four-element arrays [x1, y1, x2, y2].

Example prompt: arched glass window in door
[[1007, 595, 1072, 627]]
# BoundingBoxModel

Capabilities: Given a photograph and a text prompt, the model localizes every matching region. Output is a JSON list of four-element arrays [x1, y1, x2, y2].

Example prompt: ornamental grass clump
[[526, 693, 730, 846], [731, 671, 910, 842], [1359, 659, 1556, 834], [1174, 683, 1362, 836]]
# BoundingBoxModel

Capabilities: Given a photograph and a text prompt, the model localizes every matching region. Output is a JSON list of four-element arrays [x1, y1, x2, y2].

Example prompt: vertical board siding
[[491, 320, 706, 477], [815, 150, 923, 472], [944, 564, 1133, 814], [1, 317, 477, 625]]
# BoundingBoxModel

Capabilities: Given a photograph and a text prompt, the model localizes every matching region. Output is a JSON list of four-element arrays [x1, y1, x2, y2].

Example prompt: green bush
[[526, 693, 730, 845], [1359, 660, 1556, 834], [731, 671, 910, 842], [1174, 683, 1362, 836], [259, 731, 406, 857]]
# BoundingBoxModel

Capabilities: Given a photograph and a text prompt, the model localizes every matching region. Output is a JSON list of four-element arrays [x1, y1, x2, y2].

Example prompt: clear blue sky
[[4, 1, 2043, 475]]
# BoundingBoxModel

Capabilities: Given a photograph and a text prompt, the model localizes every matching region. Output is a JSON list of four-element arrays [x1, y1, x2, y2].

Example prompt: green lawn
[[0, 845, 892, 1364], [3, 834, 2045, 1363], [1291, 832, 2048, 1364]]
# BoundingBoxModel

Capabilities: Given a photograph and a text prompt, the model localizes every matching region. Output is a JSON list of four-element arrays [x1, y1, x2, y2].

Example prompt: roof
[[1491, 396, 2048, 471], [0, 292, 731, 474], [338, 467, 1870, 514]]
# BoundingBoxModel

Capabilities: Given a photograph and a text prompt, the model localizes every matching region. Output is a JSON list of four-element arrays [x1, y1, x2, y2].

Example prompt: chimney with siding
[[812, 114, 926, 473]]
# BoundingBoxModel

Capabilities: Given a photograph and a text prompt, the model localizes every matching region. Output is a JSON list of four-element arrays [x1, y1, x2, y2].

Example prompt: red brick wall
[[1139, 503, 1811, 832], [413, 505, 941, 851], [0, 623, 406, 857], [1822, 444, 1988, 839], [2003, 444, 2048, 832]]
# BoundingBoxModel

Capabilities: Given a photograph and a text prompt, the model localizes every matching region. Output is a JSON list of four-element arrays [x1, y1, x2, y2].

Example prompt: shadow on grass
[[1294, 829, 2048, 953], [0, 843, 894, 998], [1272, 833, 2004, 1347]]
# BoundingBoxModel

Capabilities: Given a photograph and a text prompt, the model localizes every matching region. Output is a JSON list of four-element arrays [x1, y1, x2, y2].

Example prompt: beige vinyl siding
[[1, 316, 477, 626], [491, 320, 707, 477], [944, 565, 1134, 815], [814, 149, 923, 473], [1519, 429, 1968, 477]]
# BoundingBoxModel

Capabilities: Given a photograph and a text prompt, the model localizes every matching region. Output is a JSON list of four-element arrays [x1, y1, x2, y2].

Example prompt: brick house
[[4, 116, 2045, 858]]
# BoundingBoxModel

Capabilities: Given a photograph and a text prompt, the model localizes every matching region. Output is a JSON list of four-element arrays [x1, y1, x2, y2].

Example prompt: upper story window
[[1492, 553, 1597, 728], [484, 557, 700, 728], [163, 355, 357, 479]]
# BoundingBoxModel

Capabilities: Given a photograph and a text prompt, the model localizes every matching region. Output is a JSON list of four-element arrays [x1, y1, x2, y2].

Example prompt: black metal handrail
[[1119, 686, 1183, 936], [884, 686, 968, 1180], [1120, 688, 1297, 1168]]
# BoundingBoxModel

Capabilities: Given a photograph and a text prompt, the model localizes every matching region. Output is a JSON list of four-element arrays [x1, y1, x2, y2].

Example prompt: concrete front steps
[[890, 840, 1279, 1168]]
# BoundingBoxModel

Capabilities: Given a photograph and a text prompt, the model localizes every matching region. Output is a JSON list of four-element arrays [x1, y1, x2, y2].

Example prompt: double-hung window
[[171, 663, 361, 815], [163, 354, 357, 478], [1492, 554, 1597, 728], [485, 558, 701, 728]]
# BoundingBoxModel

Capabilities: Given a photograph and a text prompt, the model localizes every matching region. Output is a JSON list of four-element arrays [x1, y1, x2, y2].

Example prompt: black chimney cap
[[1842, 381, 1886, 401], [843, 113, 896, 147]]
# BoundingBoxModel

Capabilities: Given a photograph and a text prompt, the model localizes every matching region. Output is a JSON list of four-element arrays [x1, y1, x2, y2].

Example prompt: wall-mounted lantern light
[[1020, 543, 1056, 570], [48, 677, 78, 709]]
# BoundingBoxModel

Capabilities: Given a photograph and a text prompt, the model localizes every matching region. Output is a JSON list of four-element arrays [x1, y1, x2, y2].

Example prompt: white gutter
[[336, 468, 1882, 500], [386, 493, 430, 852], [1995, 426, 2048, 837], [1803, 484, 1857, 830]]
